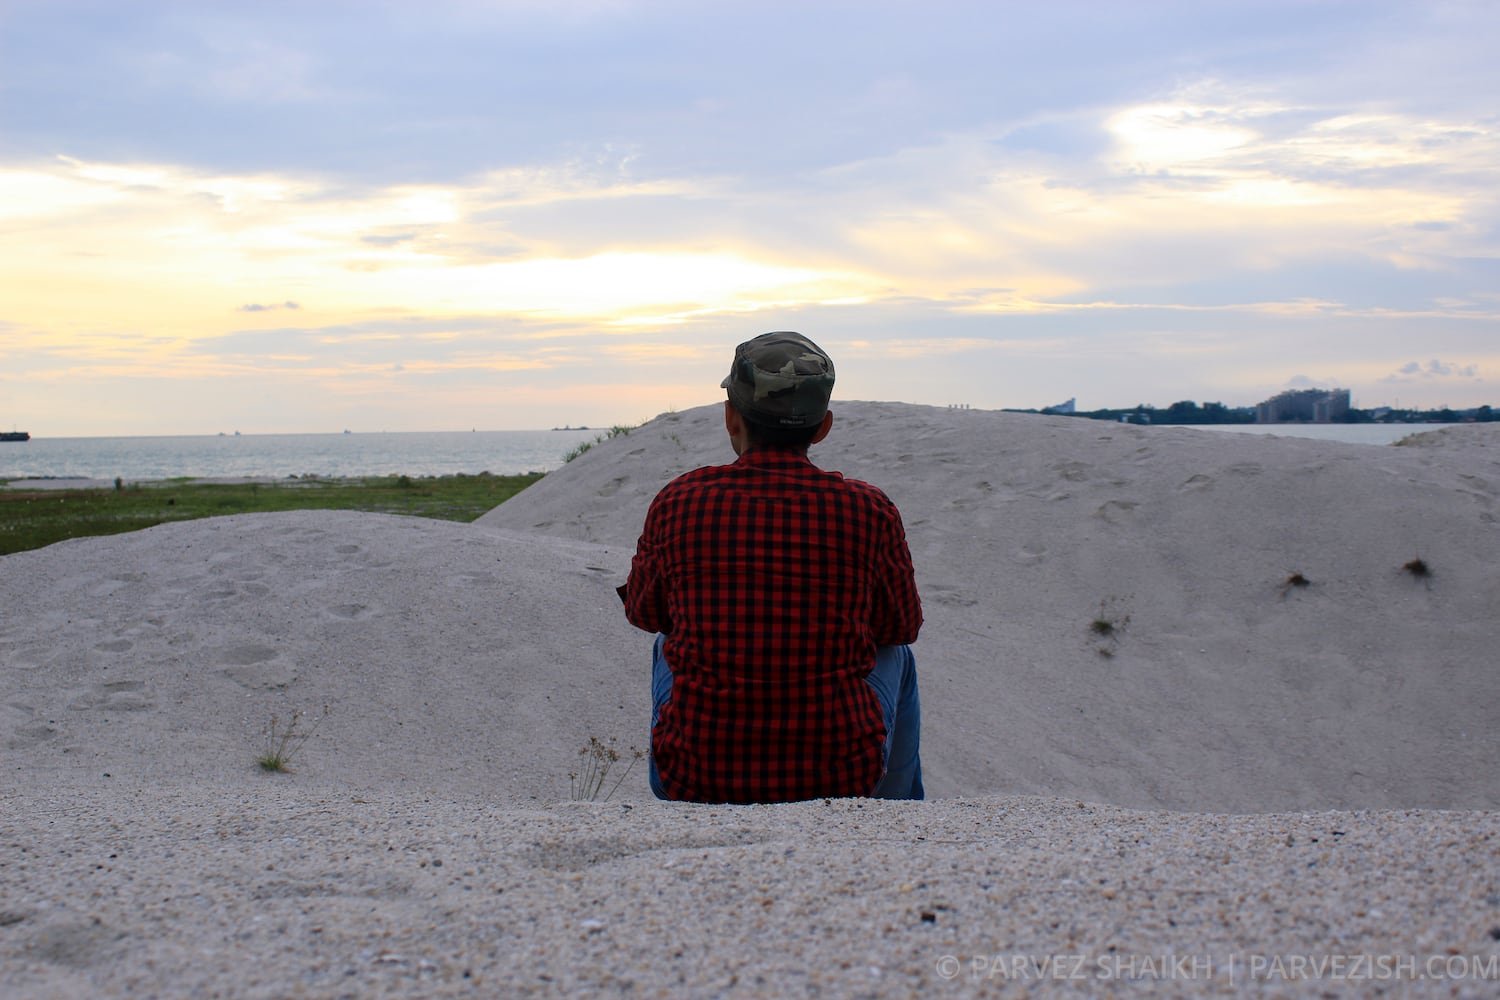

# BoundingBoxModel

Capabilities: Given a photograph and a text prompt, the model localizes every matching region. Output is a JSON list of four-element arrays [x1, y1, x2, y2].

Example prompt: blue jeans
[[648, 634, 924, 801]]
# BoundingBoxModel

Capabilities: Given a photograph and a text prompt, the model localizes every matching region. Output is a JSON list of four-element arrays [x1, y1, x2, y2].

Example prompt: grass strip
[[0, 472, 543, 556]]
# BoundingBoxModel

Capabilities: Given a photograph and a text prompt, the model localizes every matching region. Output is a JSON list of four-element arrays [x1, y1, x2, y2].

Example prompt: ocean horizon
[[1175, 422, 1430, 446], [0, 428, 605, 482], [0, 418, 1462, 484]]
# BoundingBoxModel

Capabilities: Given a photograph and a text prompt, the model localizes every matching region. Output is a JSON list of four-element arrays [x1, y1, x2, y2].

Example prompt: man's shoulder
[[660, 461, 736, 490], [655, 454, 898, 507], [780, 463, 904, 525], [814, 466, 896, 504], [648, 461, 737, 506]]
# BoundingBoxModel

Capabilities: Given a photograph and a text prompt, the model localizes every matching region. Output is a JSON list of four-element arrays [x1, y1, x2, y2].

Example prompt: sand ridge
[[481, 402, 1500, 811]]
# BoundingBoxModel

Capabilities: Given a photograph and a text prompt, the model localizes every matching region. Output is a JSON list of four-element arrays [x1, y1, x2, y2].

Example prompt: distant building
[[1044, 397, 1076, 415], [1256, 388, 1350, 423]]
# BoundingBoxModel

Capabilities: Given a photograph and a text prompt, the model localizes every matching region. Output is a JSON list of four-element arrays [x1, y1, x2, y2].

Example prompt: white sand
[[4, 402, 1498, 997]]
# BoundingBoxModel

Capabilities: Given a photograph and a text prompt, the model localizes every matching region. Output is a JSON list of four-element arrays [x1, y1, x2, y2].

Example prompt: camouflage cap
[[720, 331, 835, 428]]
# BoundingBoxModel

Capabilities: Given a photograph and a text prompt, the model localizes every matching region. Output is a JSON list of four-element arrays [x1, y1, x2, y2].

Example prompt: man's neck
[[738, 444, 812, 459]]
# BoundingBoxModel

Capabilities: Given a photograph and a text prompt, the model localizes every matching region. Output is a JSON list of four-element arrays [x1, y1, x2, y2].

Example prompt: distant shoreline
[[0, 471, 541, 492], [0, 428, 594, 482]]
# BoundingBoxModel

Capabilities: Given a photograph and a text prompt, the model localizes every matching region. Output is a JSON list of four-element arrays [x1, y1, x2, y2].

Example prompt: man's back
[[624, 447, 922, 802]]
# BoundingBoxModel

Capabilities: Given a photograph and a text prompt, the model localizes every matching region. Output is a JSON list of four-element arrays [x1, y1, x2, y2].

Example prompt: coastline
[[2, 417, 1483, 485], [0, 427, 601, 482], [0, 475, 292, 491]]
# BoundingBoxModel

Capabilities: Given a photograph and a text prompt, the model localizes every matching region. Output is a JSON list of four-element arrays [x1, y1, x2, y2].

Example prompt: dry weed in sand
[[258, 705, 331, 773], [570, 737, 647, 801]]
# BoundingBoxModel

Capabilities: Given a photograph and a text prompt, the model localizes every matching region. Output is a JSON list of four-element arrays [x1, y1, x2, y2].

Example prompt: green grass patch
[[562, 423, 640, 463], [0, 472, 543, 556]]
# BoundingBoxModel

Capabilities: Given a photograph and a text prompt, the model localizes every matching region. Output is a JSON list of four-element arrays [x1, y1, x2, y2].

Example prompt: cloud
[[237, 301, 301, 313], [360, 233, 417, 247], [6, 2, 1500, 433], [1388, 358, 1480, 380], [1284, 374, 1344, 389]]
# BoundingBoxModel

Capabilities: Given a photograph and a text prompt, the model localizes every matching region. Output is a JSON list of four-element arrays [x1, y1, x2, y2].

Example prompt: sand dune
[[481, 402, 1500, 811], [3, 402, 1497, 997]]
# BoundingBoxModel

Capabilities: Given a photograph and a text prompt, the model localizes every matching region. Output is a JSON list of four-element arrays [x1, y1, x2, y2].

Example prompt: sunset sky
[[3, 0, 1498, 435]]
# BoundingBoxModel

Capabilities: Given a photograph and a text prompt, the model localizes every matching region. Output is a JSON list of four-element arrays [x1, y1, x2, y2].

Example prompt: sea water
[[1182, 423, 1441, 446], [0, 421, 1459, 483], [0, 429, 605, 482]]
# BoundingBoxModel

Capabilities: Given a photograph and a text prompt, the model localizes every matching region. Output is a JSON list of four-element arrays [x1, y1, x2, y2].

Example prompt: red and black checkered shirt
[[624, 447, 922, 803]]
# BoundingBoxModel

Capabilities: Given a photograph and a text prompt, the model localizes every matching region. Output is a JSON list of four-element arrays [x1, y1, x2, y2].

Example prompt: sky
[[2, 0, 1498, 435]]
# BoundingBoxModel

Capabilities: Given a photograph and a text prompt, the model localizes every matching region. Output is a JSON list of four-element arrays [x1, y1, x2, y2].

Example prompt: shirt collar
[[734, 447, 816, 470]]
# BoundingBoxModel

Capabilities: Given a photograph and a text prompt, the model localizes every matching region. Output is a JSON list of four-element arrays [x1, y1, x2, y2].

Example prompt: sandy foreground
[[3, 402, 1498, 997]]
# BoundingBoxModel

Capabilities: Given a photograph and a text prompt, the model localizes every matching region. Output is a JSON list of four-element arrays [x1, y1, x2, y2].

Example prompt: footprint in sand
[[216, 644, 298, 690], [4, 646, 58, 672], [3, 702, 58, 749], [927, 584, 978, 608], [445, 572, 496, 589], [949, 480, 997, 511], [67, 680, 153, 712], [85, 573, 147, 599], [28, 918, 128, 967], [1094, 499, 1140, 525], [1054, 461, 1091, 483], [332, 543, 394, 569]]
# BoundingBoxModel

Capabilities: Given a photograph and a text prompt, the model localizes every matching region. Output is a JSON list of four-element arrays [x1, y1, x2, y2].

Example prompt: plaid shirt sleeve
[[623, 449, 922, 803]]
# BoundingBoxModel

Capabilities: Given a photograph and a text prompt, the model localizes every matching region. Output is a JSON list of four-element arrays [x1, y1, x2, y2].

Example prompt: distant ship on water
[[1, 430, 29, 442]]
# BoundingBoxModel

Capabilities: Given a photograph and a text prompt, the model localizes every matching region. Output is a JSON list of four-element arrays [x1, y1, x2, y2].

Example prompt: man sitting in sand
[[620, 331, 924, 803]]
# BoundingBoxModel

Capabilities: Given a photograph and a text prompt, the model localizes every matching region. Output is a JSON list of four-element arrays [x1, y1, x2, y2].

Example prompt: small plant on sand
[[569, 737, 647, 802], [1402, 556, 1431, 580], [1089, 600, 1129, 637], [1280, 571, 1312, 599], [563, 423, 641, 463], [258, 704, 330, 773], [1089, 597, 1131, 657]]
